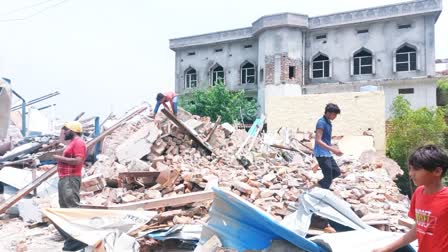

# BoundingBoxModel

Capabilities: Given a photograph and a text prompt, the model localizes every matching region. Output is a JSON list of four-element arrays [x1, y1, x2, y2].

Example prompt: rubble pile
[[0, 107, 412, 251], [77, 110, 410, 234]]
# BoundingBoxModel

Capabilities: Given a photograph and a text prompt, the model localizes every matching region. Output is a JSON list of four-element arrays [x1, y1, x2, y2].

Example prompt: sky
[[0, 0, 447, 121]]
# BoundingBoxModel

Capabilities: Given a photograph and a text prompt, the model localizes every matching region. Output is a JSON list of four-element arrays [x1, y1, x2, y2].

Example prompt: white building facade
[[170, 0, 443, 117]]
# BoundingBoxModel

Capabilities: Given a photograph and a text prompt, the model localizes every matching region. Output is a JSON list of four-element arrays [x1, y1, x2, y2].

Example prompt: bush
[[179, 82, 257, 124], [387, 96, 448, 196], [437, 78, 448, 91]]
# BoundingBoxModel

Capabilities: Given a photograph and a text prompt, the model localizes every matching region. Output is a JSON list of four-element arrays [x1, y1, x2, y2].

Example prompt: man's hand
[[53, 154, 63, 161], [333, 149, 343, 156]]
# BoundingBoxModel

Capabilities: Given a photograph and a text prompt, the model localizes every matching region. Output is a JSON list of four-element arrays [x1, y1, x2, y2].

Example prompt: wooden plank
[[161, 108, 213, 154], [270, 144, 312, 158], [0, 166, 57, 214], [118, 171, 160, 179], [0, 106, 148, 214], [80, 191, 215, 210], [117, 171, 160, 187], [205, 116, 221, 142], [270, 144, 300, 152]]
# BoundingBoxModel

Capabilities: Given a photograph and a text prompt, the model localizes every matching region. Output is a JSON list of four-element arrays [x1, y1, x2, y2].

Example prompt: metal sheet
[[200, 187, 327, 252]]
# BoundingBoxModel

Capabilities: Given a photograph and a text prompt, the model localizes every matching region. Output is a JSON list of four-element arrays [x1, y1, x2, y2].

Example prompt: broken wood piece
[[270, 144, 300, 153], [80, 190, 215, 210], [73, 112, 85, 121], [205, 116, 221, 142], [128, 224, 170, 237], [118, 171, 160, 179], [161, 108, 213, 154]]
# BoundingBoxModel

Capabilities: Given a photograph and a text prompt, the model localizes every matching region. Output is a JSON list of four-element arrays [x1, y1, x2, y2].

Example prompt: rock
[[262, 173, 277, 183], [127, 159, 151, 171], [221, 123, 235, 138], [144, 189, 162, 199], [173, 215, 193, 224], [232, 181, 253, 194], [353, 204, 369, 218], [202, 235, 222, 252], [81, 173, 106, 192], [184, 119, 204, 130], [115, 122, 160, 163], [121, 194, 138, 203]]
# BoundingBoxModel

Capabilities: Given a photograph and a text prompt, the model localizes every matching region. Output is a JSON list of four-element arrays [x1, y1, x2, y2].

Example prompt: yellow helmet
[[63, 121, 83, 133]]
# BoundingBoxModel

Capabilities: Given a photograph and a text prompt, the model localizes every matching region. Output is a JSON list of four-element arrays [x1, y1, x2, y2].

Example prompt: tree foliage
[[179, 83, 257, 124], [387, 96, 448, 196], [437, 78, 448, 91]]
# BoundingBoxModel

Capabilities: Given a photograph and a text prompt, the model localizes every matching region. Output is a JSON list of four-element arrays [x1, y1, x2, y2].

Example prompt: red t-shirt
[[57, 136, 86, 178], [409, 186, 448, 252]]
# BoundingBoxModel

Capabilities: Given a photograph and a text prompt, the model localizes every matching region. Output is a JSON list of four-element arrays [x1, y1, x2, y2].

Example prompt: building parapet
[[169, 0, 442, 50]]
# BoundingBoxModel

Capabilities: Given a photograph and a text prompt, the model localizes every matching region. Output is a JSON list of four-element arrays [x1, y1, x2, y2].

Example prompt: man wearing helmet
[[52, 121, 87, 251]]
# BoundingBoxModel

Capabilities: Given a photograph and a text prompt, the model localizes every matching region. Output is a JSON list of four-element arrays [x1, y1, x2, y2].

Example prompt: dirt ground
[[0, 215, 63, 252]]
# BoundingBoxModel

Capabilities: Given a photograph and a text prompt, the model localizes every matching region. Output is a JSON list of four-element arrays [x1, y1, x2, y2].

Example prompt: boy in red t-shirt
[[373, 145, 448, 252]]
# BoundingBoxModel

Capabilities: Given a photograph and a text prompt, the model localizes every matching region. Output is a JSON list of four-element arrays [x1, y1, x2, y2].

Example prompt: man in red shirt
[[53, 121, 87, 251], [373, 145, 448, 252], [151, 91, 178, 117]]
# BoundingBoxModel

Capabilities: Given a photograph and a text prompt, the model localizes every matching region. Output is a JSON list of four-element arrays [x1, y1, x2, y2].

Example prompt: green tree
[[387, 96, 448, 196], [179, 82, 257, 124], [437, 78, 448, 91]]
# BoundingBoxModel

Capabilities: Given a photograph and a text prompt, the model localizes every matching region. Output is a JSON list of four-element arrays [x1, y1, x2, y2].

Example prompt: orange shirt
[[163, 91, 177, 101]]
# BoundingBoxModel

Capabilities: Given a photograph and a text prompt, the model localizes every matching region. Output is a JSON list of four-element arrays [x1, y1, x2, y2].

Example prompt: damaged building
[[170, 0, 443, 117]]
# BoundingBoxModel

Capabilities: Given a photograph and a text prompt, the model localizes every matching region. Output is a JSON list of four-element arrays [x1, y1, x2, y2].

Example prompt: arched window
[[353, 49, 373, 75], [241, 62, 255, 84], [312, 54, 330, 78], [210, 64, 224, 85], [396, 44, 417, 72], [184, 67, 197, 88]]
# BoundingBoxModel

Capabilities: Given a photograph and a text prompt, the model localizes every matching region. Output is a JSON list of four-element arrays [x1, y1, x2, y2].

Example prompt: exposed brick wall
[[265, 53, 303, 85], [265, 55, 275, 85], [280, 53, 302, 85], [266, 91, 386, 153]]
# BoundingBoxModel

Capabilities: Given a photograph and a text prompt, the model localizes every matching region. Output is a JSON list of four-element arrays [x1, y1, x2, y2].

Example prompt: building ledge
[[169, 0, 442, 50]]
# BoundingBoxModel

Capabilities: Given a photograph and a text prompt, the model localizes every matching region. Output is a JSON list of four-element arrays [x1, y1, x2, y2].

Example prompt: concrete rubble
[[0, 105, 413, 251]]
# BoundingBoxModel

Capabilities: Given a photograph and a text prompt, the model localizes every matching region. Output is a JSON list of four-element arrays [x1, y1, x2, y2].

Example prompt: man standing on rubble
[[151, 91, 178, 117], [314, 103, 343, 190], [52, 121, 88, 251]]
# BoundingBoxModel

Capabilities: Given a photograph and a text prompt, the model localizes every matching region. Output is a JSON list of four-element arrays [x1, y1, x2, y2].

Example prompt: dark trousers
[[316, 157, 341, 189], [58, 176, 81, 208], [56, 176, 87, 251]]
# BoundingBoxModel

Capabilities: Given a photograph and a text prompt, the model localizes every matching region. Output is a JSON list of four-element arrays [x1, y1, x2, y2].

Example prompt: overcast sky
[[0, 0, 447, 121]]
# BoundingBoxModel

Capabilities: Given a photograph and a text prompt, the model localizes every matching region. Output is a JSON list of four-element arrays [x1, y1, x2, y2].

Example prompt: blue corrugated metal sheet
[[199, 187, 328, 252]]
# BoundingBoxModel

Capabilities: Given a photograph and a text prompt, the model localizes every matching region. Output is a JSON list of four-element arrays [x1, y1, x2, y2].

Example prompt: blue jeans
[[172, 96, 178, 114]]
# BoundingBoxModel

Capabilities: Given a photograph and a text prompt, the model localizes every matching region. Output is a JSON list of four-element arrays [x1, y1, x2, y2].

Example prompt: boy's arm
[[153, 101, 161, 114], [372, 225, 417, 252], [315, 128, 343, 156]]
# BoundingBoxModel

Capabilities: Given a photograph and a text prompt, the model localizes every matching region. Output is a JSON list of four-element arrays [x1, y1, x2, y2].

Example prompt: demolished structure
[[0, 103, 415, 251]]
